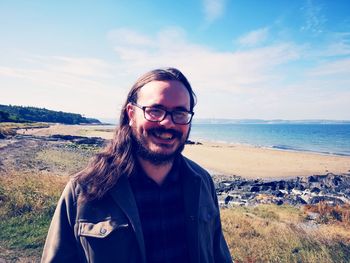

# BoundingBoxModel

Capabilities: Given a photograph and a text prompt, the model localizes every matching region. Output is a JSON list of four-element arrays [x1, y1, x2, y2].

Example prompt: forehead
[[137, 80, 191, 110]]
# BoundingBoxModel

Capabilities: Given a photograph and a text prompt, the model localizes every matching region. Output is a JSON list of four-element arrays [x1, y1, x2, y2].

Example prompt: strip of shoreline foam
[[19, 124, 350, 179]]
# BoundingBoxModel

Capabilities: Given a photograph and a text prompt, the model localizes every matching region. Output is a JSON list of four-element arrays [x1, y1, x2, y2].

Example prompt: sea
[[189, 123, 350, 156], [100, 119, 350, 156]]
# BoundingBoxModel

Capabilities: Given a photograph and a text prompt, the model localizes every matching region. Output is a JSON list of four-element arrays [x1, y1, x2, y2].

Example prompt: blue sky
[[1, 0, 349, 120]]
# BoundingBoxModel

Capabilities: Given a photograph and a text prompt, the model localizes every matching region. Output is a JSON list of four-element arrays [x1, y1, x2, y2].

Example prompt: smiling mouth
[[153, 131, 175, 140], [149, 128, 182, 141]]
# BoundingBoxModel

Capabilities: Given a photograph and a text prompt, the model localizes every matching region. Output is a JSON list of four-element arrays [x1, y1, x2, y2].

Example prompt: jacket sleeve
[[210, 177, 233, 263], [41, 181, 81, 263]]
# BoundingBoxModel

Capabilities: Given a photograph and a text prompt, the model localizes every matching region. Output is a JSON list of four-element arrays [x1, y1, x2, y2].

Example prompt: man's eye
[[147, 108, 164, 118], [173, 111, 188, 119]]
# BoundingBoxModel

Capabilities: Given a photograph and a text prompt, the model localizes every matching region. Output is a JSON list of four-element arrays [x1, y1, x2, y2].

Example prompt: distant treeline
[[0, 104, 101, 124]]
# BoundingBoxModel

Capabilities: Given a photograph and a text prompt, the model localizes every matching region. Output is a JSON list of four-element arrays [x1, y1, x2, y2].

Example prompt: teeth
[[155, 131, 174, 140]]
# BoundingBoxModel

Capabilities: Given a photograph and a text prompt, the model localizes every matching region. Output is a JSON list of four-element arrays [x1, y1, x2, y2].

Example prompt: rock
[[311, 187, 321, 194], [225, 195, 234, 205], [216, 173, 350, 207], [310, 196, 345, 205], [274, 190, 285, 198], [276, 200, 284, 206], [185, 140, 202, 145], [250, 186, 260, 192], [50, 134, 106, 146]]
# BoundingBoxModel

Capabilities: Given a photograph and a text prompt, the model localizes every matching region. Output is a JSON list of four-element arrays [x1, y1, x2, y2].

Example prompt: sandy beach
[[19, 124, 350, 179], [183, 143, 350, 179]]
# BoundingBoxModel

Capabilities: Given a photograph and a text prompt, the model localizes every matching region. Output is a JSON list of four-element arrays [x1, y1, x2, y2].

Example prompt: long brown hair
[[75, 68, 196, 202]]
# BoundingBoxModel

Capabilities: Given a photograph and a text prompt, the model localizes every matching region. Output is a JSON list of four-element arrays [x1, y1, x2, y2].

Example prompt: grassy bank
[[0, 122, 50, 138], [1, 172, 350, 262], [222, 205, 350, 262], [0, 172, 68, 261]]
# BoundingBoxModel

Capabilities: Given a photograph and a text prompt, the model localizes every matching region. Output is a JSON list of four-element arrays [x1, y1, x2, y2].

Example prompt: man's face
[[127, 80, 191, 165]]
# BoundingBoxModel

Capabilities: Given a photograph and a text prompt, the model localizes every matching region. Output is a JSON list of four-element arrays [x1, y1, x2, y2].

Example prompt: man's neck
[[137, 158, 174, 185]]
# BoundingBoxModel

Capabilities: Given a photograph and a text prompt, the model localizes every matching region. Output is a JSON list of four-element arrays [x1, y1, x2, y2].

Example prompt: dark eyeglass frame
[[131, 102, 194, 125]]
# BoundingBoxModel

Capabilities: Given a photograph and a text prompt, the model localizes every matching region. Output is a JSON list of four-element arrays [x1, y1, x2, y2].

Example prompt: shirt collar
[[132, 157, 181, 186]]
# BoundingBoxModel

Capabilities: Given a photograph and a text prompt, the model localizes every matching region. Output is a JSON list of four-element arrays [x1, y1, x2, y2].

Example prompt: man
[[41, 67, 232, 263]]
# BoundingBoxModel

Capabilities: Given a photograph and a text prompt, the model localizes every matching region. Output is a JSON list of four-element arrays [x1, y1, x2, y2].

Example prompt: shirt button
[[100, 228, 107, 235]]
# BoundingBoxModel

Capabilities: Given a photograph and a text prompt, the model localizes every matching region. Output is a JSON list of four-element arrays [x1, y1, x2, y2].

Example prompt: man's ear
[[126, 103, 134, 126]]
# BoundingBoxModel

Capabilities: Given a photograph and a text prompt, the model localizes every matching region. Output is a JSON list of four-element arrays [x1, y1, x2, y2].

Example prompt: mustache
[[148, 127, 183, 139]]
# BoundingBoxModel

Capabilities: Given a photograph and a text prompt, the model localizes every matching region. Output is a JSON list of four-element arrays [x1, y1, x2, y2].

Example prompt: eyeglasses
[[131, 102, 194, 125]]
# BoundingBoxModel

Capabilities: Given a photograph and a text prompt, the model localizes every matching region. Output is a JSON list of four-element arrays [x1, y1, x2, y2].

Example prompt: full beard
[[131, 126, 190, 165]]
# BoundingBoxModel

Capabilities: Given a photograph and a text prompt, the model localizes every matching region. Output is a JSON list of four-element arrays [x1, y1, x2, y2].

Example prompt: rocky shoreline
[[215, 173, 350, 207]]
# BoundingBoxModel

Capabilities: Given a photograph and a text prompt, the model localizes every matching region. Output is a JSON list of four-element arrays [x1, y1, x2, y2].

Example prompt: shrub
[[303, 202, 350, 225]]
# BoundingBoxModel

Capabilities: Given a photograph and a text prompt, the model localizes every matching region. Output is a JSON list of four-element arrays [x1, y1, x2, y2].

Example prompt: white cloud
[[300, 0, 326, 35], [107, 27, 350, 119], [107, 28, 154, 47], [308, 58, 350, 77], [49, 56, 113, 78], [109, 27, 300, 93], [203, 0, 226, 23], [0, 56, 115, 90], [237, 27, 269, 47], [0, 55, 126, 118], [2, 26, 349, 120], [318, 32, 350, 57]]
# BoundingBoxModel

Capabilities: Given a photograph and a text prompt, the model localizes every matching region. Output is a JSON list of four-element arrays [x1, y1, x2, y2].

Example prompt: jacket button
[[100, 228, 107, 235]]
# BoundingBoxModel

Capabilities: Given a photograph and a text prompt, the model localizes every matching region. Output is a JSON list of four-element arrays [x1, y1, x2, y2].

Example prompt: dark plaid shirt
[[129, 161, 189, 263]]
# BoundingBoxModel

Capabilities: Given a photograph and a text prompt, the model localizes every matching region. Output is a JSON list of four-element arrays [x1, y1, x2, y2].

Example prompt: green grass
[[0, 213, 51, 250], [0, 122, 50, 129], [0, 172, 67, 261]]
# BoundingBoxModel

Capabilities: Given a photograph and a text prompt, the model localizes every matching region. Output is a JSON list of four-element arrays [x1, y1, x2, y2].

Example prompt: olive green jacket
[[41, 156, 233, 263]]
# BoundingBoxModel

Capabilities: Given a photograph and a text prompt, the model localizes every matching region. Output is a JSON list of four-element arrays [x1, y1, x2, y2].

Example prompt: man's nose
[[160, 113, 175, 127]]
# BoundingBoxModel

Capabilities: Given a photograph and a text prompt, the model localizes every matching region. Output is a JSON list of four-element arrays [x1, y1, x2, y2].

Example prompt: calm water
[[189, 124, 350, 156]]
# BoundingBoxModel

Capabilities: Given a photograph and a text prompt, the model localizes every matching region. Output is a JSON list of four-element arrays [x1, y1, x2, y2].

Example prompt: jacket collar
[[109, 174, 146, 263]]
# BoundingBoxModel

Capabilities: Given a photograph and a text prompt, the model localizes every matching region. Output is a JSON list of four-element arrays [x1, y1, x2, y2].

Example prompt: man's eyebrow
[[150, 104, 190, 112], [173, 106, 190, 112]]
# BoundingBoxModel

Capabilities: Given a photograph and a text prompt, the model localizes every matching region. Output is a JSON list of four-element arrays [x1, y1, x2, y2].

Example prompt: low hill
[[0, 104, 101, 124]]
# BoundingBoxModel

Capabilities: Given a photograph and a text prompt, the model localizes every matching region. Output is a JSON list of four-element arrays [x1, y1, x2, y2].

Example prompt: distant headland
[[0, 104, 101, 124]]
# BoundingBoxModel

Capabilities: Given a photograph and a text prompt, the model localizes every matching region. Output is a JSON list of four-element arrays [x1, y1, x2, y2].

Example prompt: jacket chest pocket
[[198, 205, 219, 262], [199, 205, 218, 224], [78, 219, 139, 262], [198, 205, 218, 245], [78, 219, 129, 238]]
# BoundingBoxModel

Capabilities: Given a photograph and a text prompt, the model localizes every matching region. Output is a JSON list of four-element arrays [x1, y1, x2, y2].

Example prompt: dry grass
[[0, 126, 16, 137], [1, 172, 350, 262], [35, 147, 96, 175], [221, 205, 350, 263], [304, 202, 350, 225], [0, 171, 68, 217], [0, 122, 50, 139], [0, 171, 68, 261], [0, 122, 49, 130]]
